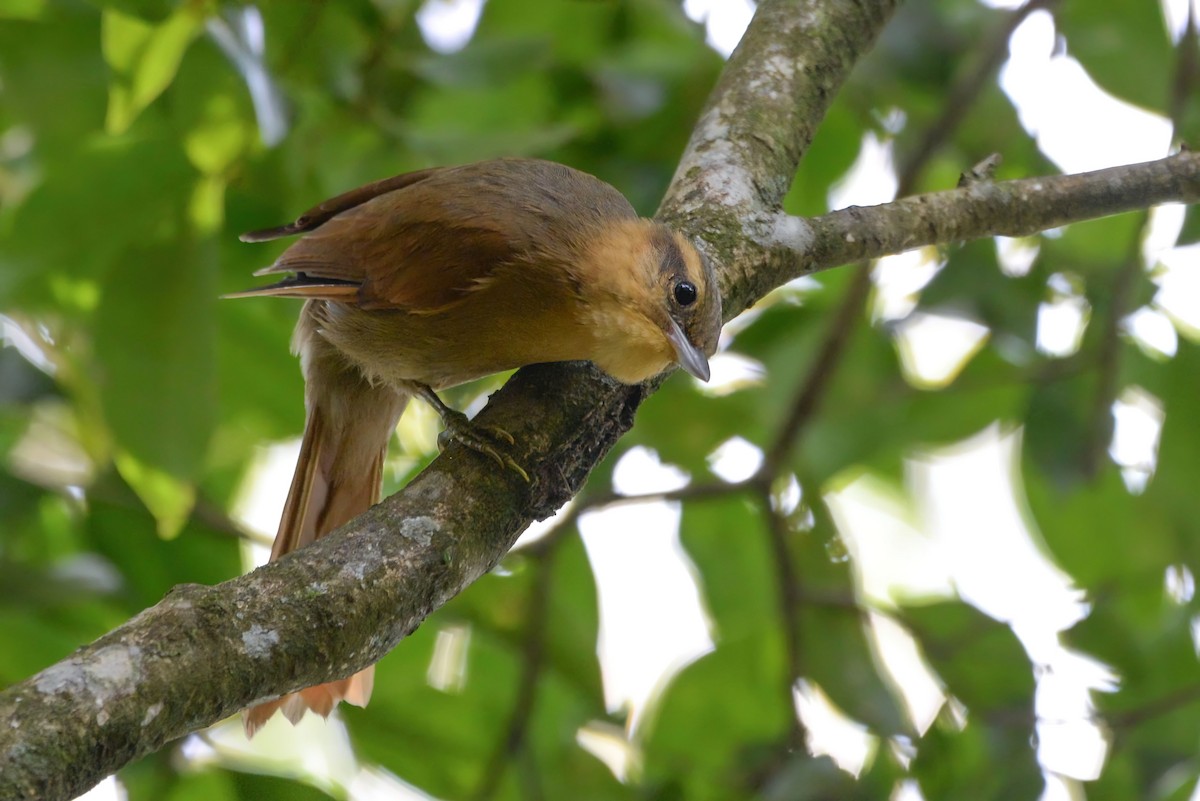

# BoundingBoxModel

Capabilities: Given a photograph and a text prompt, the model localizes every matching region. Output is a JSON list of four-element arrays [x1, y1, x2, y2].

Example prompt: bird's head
[[578, 220, 723, 385]]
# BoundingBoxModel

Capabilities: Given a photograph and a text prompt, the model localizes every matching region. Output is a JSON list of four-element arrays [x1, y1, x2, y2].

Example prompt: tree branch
[[659, 0, 903, 314], [4, 1, 1200, 799], [752, 150, 1200, 310], [0, 363, 645, 801]]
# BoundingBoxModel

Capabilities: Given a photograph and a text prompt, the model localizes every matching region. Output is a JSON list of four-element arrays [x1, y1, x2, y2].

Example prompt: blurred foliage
[[2, 0, 1199, 800]]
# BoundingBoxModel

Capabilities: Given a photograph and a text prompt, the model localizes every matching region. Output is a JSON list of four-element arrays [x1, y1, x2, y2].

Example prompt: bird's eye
[[673, 280, 698, 307]]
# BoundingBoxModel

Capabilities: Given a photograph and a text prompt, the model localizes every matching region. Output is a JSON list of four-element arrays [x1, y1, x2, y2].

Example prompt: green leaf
[[169, 37, 258, 179], [85, 0, 175, 22], [679, 497, 909, 737], [403, 70, 575, 162], [0, 135, 195, 307], [1023, 370, 1096, 489], [1067, 587, 1200, 800], [0, 11, 108, 147], [350, 543, 611, 799], [784, 104, 864, 217], [758, 753, 899, 801], [904, 601, 1034, 711], [1053, 2, 1172, 112], [918, 238, 1042, 347], [541, 536, 605, 702], [226, 771, 335, 801], [793, 323, 909, 482], [1140, 339, 1200, 561], [794, 510, 910, 737], [94, 238, 217, 484], [1177, 204, 1200, 247], [0, 603, 124, 683], [520, 666, 633, 801], [84, 474, 241, 609], [1040, 210, 1144, 275], [412, 37, 554, 88], [348, 619, 514, 798], [800, 603, 910, 737], [0, 469, 43, 528], [102, 5, 206, 134], [679, 497, 775, 642], [0, 0, 46, 20], [641, 633, 793, 801], [113, 451, 195, 539], [896, 365, 1026, 450], [906, 602, 1042, 798], [1086, 752, 1143, 801], [135, 767, 336, 801], [439, 538, 604, 702], [162, 769, 236, 801], [911, 710, 1044, 800], [1028, 467, 1166, 587]]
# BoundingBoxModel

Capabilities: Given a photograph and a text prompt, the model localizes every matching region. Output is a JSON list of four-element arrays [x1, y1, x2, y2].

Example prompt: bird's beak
[[666, 319, 711, 382]]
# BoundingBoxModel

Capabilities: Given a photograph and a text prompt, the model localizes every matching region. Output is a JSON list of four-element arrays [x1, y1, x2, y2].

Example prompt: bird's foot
[[435, 409, 529, 482], [413, 384, 529, 482]]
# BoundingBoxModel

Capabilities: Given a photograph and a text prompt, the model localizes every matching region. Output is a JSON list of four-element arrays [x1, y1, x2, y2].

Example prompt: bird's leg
[[411, 384, 530, 482]]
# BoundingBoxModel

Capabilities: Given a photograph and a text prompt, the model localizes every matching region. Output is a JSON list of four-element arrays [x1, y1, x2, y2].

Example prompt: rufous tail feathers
[[243, 318, 406, 737]]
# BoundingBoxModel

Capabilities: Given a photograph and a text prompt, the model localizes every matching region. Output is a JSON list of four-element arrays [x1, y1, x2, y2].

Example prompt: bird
[[231, 157, 722, 736]]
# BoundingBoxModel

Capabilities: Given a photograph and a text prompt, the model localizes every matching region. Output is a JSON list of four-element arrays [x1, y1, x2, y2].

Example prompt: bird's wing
[[249, 205, 526, 312], [233, 160, 638, 313], [238, 168, 442, 242]]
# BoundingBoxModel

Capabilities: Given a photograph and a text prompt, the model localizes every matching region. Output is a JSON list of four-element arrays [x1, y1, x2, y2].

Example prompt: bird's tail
[[243, 309, 406, 737]]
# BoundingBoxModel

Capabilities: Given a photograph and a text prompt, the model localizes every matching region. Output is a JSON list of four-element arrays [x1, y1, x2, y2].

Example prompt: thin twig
[[559, 6, 1054, 716], [278, 0, 330, 75], [473, 540, 557, 800], [1083, 232, 1144, 478], [193, 496, 274, 546], [896, 0, 1059, 197], [528, 477, 763, 554], [760, 488, 807, 748], [575, 478, 762, 517], [763, 0, 1040, 476], [1169, 2, 1199, 137], [1110, 682, 1200, 730], [1083, 4, 1198, 478], [761, 263, 874, 476]]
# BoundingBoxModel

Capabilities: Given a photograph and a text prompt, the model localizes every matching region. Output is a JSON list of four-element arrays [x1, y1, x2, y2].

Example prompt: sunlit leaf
[[113, 451, 195, 539], [0, 0, 46, 20], [102, 6, 206, 134]]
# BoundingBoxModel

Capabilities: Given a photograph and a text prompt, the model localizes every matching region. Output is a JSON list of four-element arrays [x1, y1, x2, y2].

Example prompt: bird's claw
[[436, 412, 529, 482], [501, 455, 530, 483]]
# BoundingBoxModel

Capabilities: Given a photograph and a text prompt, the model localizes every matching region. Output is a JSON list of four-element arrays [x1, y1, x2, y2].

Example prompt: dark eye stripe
[[653, 229, 687, 276]]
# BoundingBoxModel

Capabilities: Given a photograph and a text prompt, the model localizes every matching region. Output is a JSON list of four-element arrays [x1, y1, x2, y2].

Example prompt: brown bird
[[232, 158, 722, 736]]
